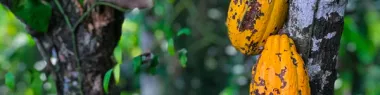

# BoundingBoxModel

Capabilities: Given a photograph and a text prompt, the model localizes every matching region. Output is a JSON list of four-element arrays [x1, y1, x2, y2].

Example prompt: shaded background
[[0, 0, 379, 95]]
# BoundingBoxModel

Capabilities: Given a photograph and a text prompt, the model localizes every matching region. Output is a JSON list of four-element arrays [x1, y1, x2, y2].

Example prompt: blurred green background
[[0, 0, 379, 95]]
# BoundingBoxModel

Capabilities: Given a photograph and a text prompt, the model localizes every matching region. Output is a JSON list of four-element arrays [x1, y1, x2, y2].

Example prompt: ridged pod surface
[[226, 0, 288, 55], [250, 34, 310, 95]]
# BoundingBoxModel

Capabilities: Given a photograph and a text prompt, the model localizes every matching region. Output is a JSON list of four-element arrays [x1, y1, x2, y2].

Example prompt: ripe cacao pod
[[226, 0, 288, 55], [250, 34, 310, 95]]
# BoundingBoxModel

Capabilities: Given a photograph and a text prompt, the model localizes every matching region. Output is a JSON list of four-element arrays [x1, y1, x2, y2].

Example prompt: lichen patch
[[324, 31, 337, 39], [312, 37, 322, 52]]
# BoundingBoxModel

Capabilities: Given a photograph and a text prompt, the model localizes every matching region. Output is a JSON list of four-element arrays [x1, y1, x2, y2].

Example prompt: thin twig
[[53, 0, 83, 94]]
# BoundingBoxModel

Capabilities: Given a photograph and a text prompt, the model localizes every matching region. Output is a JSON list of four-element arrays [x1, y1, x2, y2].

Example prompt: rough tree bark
[[48, 0, 123, 94], [284, 0, 347, 94]]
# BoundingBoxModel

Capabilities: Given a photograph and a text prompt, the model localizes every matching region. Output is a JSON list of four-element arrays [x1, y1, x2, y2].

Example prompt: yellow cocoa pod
[[226, 0, 288, 55], [250, 34, 310, 95]]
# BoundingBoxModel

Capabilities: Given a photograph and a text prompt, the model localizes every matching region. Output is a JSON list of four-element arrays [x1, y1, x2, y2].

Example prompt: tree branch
[[284, 0, 347, 94]]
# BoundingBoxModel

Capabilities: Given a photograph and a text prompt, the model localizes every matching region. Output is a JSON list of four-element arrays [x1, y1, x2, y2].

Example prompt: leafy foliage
[[11, 0, 52, 33], [178, 49, 187, 68], [5, 72, 15, 90], [177, 28, 191, 36], [103, 69, 113, 94], [167, 38, 175, 56]]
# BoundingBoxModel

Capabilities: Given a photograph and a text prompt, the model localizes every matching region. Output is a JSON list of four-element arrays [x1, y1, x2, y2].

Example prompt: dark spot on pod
[[252, 29, 258, 33], [251, 64, 257, 79], [237, 19, 241, 29], [289, 43, 294, 47], [247, 41, 258, 53], [245, 43, 250, 47], [232, 12, 237, 19], [240, 47, 246, 51], [266, 68, 270, 70], [234, 0, 238, 4], [246, 36, 252, 41], [276, 53, 282, 62], [270, 32, 276, 35], [254, 89, 264, 95], [230, 8, 233, 12], [254, 89, 259, 95], [269, 92, 274, 95], [239, 1, 263, 31], [275, 67, 287, 89], [273, 88, 280, 94], [264, 86, 267, 90], [291, 57, 297, 66], [275, 27, 278, 30], [255, 77, 266, 86], [298, 90, 302, 95]]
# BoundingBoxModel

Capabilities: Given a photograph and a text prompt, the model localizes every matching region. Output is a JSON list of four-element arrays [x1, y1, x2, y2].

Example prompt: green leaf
[[148, 55, 159, 74], [178, 49, 187, 68], [167, 38, 175, 56], [220, 86, 238, 95], [31, 71, 42, 95], [344, 17, 376, 64], [79, 0, 84, 6], [365, 10, 380, 47], [12, 0, 52, 33], [113, 46, 122, 84], [114, 46, 122, 64], [113, 64, 120, 84], [5, 72, 15, 90], [24, 88, 34, 95], [177, 28, 191, 36], [103, 69, 113, 94], [133, 56, 142, 74]]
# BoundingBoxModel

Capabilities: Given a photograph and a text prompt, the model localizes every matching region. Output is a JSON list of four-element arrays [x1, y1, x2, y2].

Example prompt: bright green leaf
[[177, 28, 191, 36], [113, 45, 122, 83], [5, 72, 15, 90], [167, 38, 175, 56], [103, 69, 113, 94], [133, 56, 142, 74], [113, 64, 120, 84], [114, 46, 122, 64], [365, 10, 380, 48], [24, 88, 34, 95], [179, 49, 187, 68]]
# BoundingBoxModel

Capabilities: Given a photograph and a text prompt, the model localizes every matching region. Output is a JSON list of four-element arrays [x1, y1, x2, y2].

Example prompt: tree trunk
[[284, 0, 347, 94], [47, 0, 123, 94], [1, 0, 155, 94]]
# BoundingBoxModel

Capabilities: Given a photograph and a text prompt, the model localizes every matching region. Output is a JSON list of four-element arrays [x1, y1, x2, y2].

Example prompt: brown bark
[[47, 0, 123, 94], [284, 0, 347, 94]]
